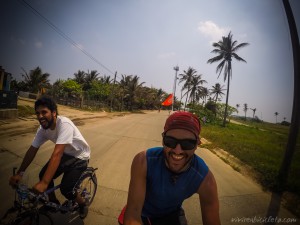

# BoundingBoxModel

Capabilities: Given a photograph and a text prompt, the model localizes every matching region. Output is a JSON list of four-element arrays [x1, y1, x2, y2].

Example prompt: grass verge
[[201, 120, 300, 217]]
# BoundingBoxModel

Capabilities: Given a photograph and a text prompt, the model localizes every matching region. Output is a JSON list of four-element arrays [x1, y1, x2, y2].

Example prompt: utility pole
[[110, 71, 117, 112], [172, 66, 179, 112]]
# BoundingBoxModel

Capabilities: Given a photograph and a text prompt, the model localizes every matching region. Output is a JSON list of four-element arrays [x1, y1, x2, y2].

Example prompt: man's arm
[[33, 144, 65, 193], [197, 170, 221, 225], [9, 145, 39, 187], [124, 151, 147, 225]]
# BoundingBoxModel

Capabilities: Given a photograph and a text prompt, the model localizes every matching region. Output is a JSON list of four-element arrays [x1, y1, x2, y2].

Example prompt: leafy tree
[[21, 67, 50, 94], [205, 100, 217, 116], [215, 103, 237, 121], [62, 79, 82, 98], [207, 31, 249, 126], [50, 79, 64, 99], [87, 80, 110, 101]]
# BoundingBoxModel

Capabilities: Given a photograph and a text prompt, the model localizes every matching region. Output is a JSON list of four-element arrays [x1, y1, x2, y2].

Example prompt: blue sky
[[1, 0, 299, 123]]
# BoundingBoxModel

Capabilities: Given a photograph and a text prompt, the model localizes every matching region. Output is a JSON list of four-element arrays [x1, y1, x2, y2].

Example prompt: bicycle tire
[[12, 211, 53, 225], [76, 171, 97, 205]]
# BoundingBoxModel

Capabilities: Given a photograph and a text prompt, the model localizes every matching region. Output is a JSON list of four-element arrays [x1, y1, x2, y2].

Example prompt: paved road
[[0, 111, 298, 225]]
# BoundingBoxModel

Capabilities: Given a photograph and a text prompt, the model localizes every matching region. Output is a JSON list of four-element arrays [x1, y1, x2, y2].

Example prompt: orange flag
[[161, 94, 173, 106]]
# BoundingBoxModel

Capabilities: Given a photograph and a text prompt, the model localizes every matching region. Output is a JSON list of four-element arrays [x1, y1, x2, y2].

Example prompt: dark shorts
[[39, 154, 88, 200]]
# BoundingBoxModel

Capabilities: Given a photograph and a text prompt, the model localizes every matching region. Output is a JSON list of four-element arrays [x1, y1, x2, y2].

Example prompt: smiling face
[[35, 105, 57, 130], [163, 129, 197, 173]]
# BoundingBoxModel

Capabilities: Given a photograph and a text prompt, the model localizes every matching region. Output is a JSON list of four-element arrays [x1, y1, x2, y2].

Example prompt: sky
[[1, 0, 299, 123]]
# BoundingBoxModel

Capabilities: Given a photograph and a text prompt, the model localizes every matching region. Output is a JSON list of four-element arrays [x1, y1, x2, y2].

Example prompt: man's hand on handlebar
[[32, 181, 48, 194]]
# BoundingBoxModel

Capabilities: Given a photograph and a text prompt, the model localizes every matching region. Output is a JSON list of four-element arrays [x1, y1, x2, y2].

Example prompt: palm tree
[[127, 75, 145, 111], [207, 31, 249, 126], [118, 74, 130, 111], [178, 67, 198, 110], [199, 87, 209, 105], [274, 112, 279, 123], [155, 88, 164, 111], [84, 70, 99, 90], [210, 83, 225, 102], [73, 70, 86, 85], [243, 103, 248, 120], [99, 75, 112, 84], [187, 74, 207, 106], [21, 66, 50, 94], [236, 104, 240, 115], [250, 108, 257, 118]]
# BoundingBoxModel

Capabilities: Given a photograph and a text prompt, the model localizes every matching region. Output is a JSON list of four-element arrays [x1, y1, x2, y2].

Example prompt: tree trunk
[[223, 68, 231, 127]]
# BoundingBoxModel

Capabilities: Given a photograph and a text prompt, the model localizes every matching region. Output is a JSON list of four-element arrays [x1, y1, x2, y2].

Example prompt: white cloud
[[35, 41, 43, 48], [157, 52, 176, 59], [198, 21, 230, 43]]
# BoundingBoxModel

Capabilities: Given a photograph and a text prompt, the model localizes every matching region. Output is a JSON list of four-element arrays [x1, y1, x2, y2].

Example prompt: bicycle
[[0, 166, 98, 225]]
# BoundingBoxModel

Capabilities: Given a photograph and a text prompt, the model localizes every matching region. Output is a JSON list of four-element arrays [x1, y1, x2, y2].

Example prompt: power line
[[18, 0, 115, 75]]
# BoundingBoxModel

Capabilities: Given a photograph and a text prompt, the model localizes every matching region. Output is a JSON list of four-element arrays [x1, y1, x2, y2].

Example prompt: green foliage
[[62, 79, 82, 97], [87, 81, 111, 100], [201, 121, 300, 197], [189, 104, 220, 125], [216, 103, 237, 119]]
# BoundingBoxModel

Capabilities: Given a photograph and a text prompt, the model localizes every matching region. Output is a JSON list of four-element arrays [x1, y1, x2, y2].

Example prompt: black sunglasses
[[163, 135, 197, 150]]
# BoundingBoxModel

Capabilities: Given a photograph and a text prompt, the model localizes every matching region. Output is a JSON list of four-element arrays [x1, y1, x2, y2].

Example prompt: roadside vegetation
[[198, 115, 300, 217]]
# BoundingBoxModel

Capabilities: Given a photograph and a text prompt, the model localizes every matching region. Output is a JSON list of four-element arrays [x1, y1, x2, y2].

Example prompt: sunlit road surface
[[0, 111, 298, 225]]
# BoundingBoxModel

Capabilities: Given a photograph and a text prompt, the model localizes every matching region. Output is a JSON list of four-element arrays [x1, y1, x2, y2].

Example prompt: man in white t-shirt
[[9, 97, 91, 219]]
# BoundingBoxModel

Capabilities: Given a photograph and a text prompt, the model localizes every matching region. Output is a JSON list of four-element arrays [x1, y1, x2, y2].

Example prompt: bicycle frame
[[1, 166, 98, 224]]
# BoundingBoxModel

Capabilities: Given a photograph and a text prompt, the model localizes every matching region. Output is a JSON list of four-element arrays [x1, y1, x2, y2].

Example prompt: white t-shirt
[[32, 116, 90, 160]]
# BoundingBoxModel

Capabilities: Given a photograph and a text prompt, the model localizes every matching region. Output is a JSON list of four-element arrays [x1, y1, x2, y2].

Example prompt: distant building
[[0, 66, 17, 111], [0, 66, 12, 91]]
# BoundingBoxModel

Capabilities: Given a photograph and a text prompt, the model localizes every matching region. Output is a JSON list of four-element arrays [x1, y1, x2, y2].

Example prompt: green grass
[[201, 121, 300, 196]]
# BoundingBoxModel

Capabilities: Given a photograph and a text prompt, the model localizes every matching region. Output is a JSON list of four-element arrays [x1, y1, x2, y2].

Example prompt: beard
[[39, 116, 54, 129], [163, 150, 193, 174]]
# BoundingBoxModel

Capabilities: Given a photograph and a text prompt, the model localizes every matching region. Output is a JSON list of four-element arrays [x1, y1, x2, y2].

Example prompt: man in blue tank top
[[121, 111, 221, 225]]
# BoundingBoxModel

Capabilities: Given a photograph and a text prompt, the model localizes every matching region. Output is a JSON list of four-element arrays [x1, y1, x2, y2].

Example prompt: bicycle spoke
[[77, 173, 97, 205]]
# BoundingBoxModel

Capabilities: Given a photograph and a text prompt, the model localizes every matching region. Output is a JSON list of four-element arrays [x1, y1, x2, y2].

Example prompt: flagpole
[[172, 66, 179, 112]]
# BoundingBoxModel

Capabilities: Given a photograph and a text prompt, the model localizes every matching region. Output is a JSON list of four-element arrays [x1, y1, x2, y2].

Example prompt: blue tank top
[[142, 147, 209, 218]]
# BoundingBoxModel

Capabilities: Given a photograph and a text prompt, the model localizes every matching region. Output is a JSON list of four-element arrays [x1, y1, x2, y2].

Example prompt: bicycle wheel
[[13, 211, 53, 225], [77, 172, 97, 205]]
